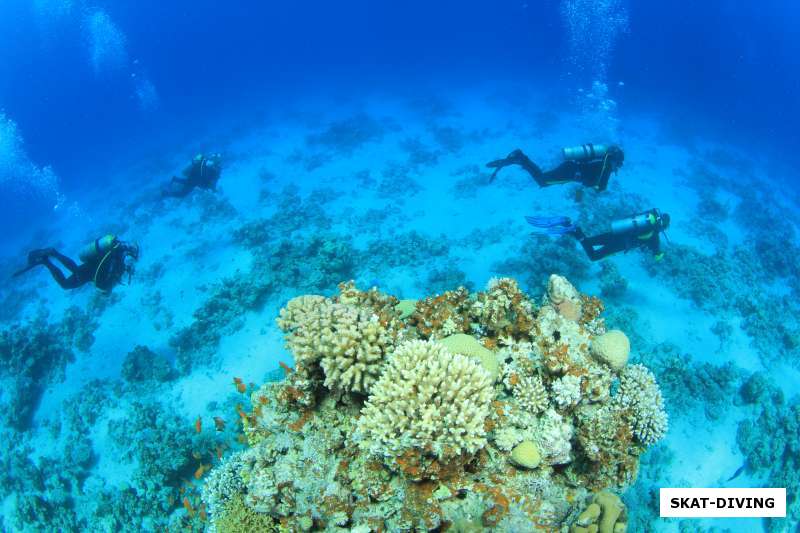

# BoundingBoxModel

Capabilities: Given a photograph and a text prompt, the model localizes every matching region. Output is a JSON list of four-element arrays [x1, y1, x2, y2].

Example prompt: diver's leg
[[541, 161, 580, 187], [578, 233, 610, 261], [38, 258, 82, 289], [486, 149, 543, 183], [162, 177, 191, 198], [48, 250, 80, 274]]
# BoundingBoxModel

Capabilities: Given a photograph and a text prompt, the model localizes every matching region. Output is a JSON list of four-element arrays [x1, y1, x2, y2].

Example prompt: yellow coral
[[214, 494, 276, 533], [395, 299, 417, 319], [591, 330, 630, 370], [437, 333, 498, 380]]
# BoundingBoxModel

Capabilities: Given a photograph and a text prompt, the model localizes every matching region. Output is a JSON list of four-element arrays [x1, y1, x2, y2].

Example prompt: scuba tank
[[610, 211, 657, 236], [562, 143, 609, 162], [79, 234, 117, 263]]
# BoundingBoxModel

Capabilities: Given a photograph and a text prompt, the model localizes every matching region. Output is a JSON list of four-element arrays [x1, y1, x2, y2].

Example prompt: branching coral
[[614, 364, 668, 446], [551, 374, 583, 409], [278, 298, 399, 394], [472, 277, 536, 338], [276, 283, 405, 395], [355, 340, 493, 465]]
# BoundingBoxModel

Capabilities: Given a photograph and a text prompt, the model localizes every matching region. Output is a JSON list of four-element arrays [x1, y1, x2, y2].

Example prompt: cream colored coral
[[504, 371, 548, 414], [615, 364, 668, 446], [276, 295, 327, 332], [356, 340, 493, 460], [473, 277, 534, 333], [551, 375, 582, 408], [534, 409, 574, 465], [493, 426, 524, 451], [591, 330, 630, 370], [281, 300, 397, 393], [547, 274, 580, 304]]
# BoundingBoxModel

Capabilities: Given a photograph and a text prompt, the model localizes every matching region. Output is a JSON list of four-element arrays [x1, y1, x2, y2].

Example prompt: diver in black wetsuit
[[13, 234, 140, 292], [526, 208, 671, 261], [161, 153, 223, 198], [487, 143, 624, 192]]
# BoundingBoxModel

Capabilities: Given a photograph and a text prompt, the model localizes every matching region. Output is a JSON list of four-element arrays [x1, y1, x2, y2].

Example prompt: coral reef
[[0, 314, 77, 429], [736, 382, 800, 532], [203, 276, 667, 531], [305, 113, 388, 156], [121, 345, 177, 384]]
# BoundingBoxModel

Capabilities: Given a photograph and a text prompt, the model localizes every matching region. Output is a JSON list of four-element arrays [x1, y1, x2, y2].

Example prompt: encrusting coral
[[203, 276, 667, 531]]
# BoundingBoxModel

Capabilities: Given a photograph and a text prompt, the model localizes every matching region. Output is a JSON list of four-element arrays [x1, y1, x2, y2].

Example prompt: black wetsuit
[[574, 210, 667, 261], [487, 147, 623, 191], [162, 155, 222, 198], [16, 245, 131, 292]]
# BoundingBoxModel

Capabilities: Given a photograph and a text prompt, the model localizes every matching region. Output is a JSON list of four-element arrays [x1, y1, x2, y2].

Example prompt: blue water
[[0, 0, 798, 531]]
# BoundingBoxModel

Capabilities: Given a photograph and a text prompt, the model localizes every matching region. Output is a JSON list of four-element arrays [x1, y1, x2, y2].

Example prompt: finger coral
[[277, 286, 403, 394], [355, 340, 493, 466], [615, 364, 669, 446]]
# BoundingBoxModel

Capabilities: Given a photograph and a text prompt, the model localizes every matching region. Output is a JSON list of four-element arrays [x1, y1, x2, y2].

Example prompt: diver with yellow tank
[[13, 234, 140, 292], [486, 143, 624, 191], [526, 208, 671, 261]]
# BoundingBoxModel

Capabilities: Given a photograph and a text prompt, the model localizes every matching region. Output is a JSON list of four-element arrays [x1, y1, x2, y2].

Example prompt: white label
[[660, 488, 786, 518]]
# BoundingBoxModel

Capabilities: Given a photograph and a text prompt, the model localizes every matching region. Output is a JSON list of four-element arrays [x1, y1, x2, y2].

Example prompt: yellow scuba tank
[[79, 234, 117, 263]]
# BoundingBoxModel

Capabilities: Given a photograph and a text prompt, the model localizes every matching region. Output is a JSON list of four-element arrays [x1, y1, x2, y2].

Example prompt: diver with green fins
[[13, 234, 140, 292], [487, 143, 624, 191], [161, 152, 223, 198], [527, 208, 671, 261]]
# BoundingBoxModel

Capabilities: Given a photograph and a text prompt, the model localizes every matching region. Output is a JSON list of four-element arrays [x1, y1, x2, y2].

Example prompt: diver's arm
[[647, 233, 664, 260]]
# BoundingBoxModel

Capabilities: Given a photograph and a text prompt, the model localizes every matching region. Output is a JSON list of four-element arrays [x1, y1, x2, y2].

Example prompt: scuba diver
[[486, 143, 624, 192], [527, 208, 671, 261], [12, 234, 140, 293], [161, 153, 223, 198]]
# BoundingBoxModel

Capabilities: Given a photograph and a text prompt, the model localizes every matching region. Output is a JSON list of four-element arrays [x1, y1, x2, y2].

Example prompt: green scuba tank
[[562, 143, 609, 161], [610, 212, 656, 237], [79, 234, 117, 263]]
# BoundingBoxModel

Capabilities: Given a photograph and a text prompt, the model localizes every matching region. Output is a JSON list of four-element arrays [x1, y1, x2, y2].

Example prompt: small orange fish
[[194, 464, 206, 480], [236, 382, 247, 394], [233, 377, 243, 385], [199, 505, 207, 521], [213, 417, 226, 431], [194, 416, 202, 434], [258, 395, 269, 405], [236, 404, 247, 420], [279, 361, 293, 374], [183, 497, 194, 517]]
